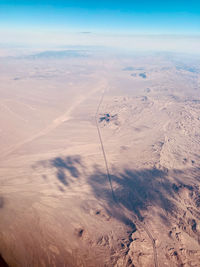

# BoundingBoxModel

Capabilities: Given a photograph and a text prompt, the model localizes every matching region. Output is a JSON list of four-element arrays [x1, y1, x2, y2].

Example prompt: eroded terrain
[[0, 50, 200, 266]]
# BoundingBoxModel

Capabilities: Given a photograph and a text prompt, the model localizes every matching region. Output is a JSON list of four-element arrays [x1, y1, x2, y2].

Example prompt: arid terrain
[[0, 49, 200, 266]]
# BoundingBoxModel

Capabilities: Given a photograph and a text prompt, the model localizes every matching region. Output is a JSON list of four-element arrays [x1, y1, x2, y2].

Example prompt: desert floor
[[0, 50, 200, 266]]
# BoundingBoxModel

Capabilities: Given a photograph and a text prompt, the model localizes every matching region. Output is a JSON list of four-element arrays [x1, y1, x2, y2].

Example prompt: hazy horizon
[[1, 1, 200, 53]]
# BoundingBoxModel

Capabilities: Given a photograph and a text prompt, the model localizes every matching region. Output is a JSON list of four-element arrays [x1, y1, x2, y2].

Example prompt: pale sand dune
[[0, 52, 200, 266]]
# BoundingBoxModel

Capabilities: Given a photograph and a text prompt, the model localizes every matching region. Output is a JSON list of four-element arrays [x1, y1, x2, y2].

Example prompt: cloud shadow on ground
[[37, 155, 200, 229], [37, 155, 83, 187], [88, 166, 176, 223]]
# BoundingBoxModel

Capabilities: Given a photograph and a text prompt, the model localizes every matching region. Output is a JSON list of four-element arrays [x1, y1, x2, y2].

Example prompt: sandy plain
[[0, 49, 200, 266]]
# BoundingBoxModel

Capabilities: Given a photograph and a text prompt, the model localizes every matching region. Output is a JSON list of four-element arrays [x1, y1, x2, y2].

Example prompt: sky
[[0, 0, 200, 53]]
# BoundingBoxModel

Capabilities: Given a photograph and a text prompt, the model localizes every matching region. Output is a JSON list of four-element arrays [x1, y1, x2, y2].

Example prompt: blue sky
[[0, 1, 200, 53], [0, 0, 200, 34]]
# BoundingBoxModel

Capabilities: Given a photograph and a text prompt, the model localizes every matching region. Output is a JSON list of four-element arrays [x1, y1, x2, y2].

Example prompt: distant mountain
[[27, 50, 89, 59], [176, 65, 199, 73], [123, 66, 144, 71], [139, 72, 147, 78]]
